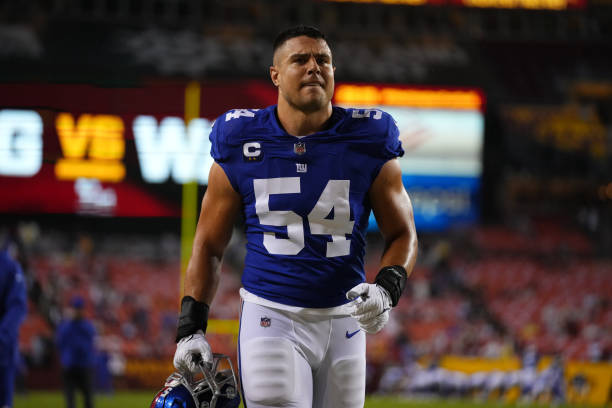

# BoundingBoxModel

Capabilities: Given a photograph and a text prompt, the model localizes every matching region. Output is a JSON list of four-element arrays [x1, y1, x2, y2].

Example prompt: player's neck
[[276, 102, 333, 137]]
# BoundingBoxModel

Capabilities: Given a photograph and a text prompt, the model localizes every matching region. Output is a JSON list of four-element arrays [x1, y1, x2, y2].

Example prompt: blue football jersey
[[210, 105, 404, 308]]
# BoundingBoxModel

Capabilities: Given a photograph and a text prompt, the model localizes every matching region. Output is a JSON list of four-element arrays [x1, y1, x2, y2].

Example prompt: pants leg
[[0, 363, 15, 408], [312, 316, 366, 408], [238, 301, 314, 408], [77, 369, 93, 408], [63, 369, 76, 408]]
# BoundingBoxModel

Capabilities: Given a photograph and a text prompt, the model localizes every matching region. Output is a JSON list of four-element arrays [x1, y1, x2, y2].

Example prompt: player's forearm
[[0, 284, 27, 337], [183, 245, 223, 306], [380, 230, 418, 276], [0, 304, 27, 337], [175, 238, 224, 342]]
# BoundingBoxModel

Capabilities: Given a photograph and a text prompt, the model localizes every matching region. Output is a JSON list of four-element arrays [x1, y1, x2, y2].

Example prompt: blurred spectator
[[0, 235, 27, 408], [94, 349, 112, 395], [56, 295, 96, 408], [524, 355, 566, 404]]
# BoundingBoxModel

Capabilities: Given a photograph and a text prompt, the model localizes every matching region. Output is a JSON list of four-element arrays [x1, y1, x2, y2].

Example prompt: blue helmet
[[151, 353, 241, 408]]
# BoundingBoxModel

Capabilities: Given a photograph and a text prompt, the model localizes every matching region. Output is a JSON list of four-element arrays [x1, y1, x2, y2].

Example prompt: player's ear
[[270, 65, 279, 87]]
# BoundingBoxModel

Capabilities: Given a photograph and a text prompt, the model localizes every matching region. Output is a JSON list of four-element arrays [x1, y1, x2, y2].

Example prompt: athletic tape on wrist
[[175, 296, 210, 343], [374, 265, 407, 307]]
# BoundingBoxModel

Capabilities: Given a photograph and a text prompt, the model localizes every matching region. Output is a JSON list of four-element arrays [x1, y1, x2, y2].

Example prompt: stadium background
[[0, 0, 611, 406]]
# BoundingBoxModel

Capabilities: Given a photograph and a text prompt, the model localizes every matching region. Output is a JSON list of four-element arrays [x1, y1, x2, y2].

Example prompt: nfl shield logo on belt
[[260, 317, 271, 328], [294, 142, 306, 155]]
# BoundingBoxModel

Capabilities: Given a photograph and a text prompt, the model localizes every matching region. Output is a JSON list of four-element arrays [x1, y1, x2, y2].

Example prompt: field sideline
[[13, 391, 585, 408]]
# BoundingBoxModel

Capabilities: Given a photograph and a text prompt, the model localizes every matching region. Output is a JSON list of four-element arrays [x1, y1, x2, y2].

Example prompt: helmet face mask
[[151, 353, 241, 408]]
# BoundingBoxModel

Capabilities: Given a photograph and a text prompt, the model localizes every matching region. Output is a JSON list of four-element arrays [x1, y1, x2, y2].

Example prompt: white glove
[[346, 283, 392, 334], [173, 330, 212, 374]]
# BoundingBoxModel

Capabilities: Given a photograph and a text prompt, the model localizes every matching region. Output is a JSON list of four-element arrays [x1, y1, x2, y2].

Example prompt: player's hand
[[346, 283, 392, 334], [173, 330, 212, 374]]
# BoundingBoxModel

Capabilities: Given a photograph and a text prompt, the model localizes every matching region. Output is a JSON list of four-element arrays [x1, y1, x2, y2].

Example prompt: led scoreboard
[[0, 81, 276, 217], [326, 0, 587, 10], [0, 81, 484, 230], [335, 84, 485, 231]]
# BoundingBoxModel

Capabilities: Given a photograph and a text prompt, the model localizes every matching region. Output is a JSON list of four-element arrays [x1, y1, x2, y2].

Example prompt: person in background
[[0, 234, 28, 408], [56, 296, 96, 408]]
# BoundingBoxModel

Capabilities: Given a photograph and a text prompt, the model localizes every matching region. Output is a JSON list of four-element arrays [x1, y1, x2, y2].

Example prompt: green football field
[[13, 391, 585, 408]]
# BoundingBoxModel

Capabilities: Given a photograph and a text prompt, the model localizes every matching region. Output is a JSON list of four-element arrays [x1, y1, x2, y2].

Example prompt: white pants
[[238, 300, 366, 408]]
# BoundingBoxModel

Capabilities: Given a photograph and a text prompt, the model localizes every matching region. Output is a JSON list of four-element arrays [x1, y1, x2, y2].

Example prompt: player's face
[[271, 36, 335, 113]]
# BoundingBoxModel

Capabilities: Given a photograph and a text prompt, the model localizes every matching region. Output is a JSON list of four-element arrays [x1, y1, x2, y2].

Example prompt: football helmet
[[151, 353, 241, 408]]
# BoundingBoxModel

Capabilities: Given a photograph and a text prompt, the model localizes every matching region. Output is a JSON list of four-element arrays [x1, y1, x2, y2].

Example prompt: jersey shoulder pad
[[209, 108, 261, 161], [342, 107, 394, 133], [341, 108, 404, 160]]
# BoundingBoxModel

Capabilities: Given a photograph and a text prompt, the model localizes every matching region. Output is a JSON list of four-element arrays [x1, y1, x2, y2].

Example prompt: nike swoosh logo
[[346, 329, 360, 339]]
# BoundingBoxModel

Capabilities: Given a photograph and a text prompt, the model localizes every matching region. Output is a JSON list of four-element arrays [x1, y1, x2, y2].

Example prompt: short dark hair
[[272, 25, 328, 55]]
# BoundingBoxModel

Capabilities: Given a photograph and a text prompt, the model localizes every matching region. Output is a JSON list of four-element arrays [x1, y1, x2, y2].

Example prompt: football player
[[173, 25, 418, 407]]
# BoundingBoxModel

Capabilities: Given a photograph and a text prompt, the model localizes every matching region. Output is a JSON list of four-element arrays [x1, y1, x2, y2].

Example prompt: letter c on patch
[[243, 142, 261, 158]]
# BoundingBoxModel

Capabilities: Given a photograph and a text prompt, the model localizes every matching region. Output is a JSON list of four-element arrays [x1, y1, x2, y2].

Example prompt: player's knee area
[[329, 356, 366, 408], [242, 337, 296, 405]]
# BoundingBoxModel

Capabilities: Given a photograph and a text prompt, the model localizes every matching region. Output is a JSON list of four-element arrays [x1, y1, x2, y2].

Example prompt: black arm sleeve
[[175, 296, 210, 343], [374, 265, 408, 307]]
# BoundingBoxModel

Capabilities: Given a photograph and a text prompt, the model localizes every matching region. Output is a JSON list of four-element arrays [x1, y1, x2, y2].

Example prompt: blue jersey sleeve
[[209, 109, 259, 192], [209, 116, 228, 163], [348, 109, 404, 179], [380, 112, 404, 161]]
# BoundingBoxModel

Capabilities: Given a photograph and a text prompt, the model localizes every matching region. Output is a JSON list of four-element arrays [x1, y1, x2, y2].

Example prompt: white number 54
[[253, 178, 354, 257]]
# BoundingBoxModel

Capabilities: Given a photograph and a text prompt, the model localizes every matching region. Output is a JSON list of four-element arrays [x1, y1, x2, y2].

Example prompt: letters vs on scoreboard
[[0, 109, 216, 185]]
